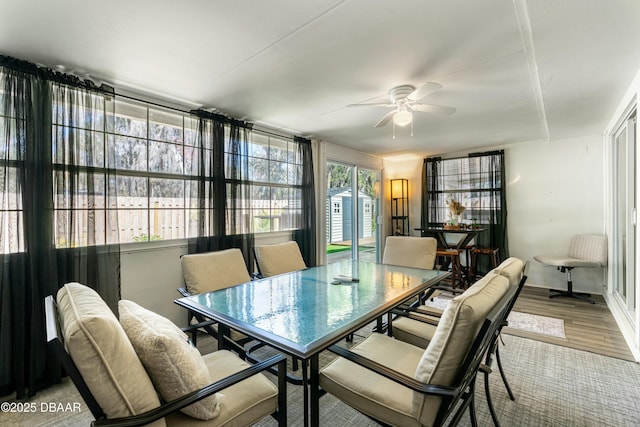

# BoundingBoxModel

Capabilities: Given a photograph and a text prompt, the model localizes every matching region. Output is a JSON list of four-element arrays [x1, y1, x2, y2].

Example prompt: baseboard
[[523, 282, 603, 296], [603, 291, 640, 362]]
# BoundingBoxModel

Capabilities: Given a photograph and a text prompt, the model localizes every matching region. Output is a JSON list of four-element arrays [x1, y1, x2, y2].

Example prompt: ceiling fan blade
[[412, 103, 456, 115], [374, 110, 396, 127], [346, 103, 395, 108], [408, 82, 443, 101]]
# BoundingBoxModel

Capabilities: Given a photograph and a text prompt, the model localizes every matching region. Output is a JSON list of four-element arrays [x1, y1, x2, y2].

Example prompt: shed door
[[342, 196, 352, 240]]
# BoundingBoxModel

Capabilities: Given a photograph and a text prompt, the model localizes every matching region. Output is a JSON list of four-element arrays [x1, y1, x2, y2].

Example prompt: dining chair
[[179, 248, 254, 353], [390, 258, 525, 350], [389, 257, 527, 427], [534, 233, 607, 304], [391, 257, 526, 344], [253, 241, 307, 277], [382, 235, 438, 269], [378, 235, 438, 337], [320, 272, 512, 427], [48, 282, 287, 426]]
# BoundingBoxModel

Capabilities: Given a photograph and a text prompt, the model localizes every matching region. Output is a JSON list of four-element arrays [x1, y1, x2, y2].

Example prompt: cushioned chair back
[[413, 273, 510, 426], [489, 257, 525, 288], [382, 236, 437, 270], [181, 248, 251, 294], [45, 295, 105, 419], [56, 283, 164, 425], [568, 234, 608, 266], [254, 241, 307, 277]]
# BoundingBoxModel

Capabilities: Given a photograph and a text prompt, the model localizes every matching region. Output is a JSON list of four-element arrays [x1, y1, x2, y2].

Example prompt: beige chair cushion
[[489, 256, 525, 288], [534, 234, 607, 268], [254, 241, 307, 277], [182, 248, 251, 295], [165, 350, 279, 427], [414, 272, 509, 426], [391, 316, 438, 348], [320, 333, 424, 427], [119, 300, 222, 420], [56, 283, 164, 426], [567, 234, 608, 266], [382, 236, 437, 270], [393, 257, 524, 349]]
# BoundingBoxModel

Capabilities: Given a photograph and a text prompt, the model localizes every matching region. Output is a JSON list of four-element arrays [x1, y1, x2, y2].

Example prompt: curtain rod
[[115, 91, 193, 115], [425, 149, 504, 161], [0, 54, 114, 95]]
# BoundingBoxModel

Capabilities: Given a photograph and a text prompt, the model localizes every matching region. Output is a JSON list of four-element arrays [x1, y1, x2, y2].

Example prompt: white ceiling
[[1, 0, 639, 157]]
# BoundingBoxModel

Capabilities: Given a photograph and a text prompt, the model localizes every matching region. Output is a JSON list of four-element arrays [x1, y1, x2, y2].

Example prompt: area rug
[[506, 311, 566, 338], [424, 295, 566, 338], [8, 335, 639, 427]]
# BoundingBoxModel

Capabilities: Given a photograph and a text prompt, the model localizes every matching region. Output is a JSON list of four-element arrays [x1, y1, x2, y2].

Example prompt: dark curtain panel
[[421, 157, 441, 228], [469, 150, 509, 265], [225, 120, 255, 270], [0, 58, 54, 399], [0, 56, 120, 398], [187, 111, 255, 272], [187, 111, 225, 253], [293, 136, 316, 267], [50, 80, 121, 311]]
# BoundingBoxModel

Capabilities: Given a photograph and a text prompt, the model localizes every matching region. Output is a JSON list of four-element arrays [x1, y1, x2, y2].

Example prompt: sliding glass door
[[326, 162, 379, 262], [357, 167, 379, 261], [612, 110, 637, 325]]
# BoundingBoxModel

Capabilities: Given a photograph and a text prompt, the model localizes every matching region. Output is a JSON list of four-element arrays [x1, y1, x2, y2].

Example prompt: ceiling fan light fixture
[[393, 109, 412, 127]]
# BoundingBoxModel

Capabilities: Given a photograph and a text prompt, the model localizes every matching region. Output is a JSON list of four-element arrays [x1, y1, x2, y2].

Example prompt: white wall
[[121, 243, 189, 325], [507, 135, 606, 293]]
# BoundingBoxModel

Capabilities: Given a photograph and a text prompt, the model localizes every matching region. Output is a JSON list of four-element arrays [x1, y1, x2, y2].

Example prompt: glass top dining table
[[175, 259, 450, 427], [175, 259, 450, 359]]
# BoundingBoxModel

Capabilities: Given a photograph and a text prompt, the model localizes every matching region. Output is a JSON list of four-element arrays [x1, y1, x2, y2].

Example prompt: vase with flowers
[[445, 197, 466, 229]]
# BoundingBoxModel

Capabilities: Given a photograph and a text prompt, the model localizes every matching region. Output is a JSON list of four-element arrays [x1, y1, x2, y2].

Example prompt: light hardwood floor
[[507, 285, 635, 361]]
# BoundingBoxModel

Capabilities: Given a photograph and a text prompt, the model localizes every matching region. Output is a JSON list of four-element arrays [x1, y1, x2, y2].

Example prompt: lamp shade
[[390, 179, 408, 198], [393, 110, 412, 127]]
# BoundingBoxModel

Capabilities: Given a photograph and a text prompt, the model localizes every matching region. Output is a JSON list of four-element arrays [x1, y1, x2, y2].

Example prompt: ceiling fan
[[347, 83, 456, 134]]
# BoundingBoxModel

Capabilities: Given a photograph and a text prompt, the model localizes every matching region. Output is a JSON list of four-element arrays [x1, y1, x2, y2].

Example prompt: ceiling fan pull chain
[[411, 120, 414, 137], [392, 122, 396, 139]]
